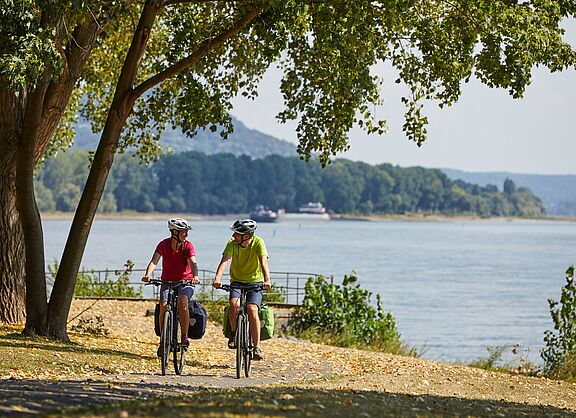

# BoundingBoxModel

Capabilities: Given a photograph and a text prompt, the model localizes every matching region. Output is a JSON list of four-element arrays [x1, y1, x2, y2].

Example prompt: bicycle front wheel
[[173, 315, 185, 375], [235, 314, 244, 379], [160, 311, 172, 376], [244, 319, 252, 378]]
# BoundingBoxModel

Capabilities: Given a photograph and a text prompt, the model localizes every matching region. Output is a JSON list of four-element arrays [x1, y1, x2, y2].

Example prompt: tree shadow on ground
[[1, 380, 574, 417], [0, 338, 148, 361]]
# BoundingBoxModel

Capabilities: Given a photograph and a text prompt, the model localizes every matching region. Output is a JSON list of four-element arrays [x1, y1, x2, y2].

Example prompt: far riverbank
[[40, 210, 576, 223]]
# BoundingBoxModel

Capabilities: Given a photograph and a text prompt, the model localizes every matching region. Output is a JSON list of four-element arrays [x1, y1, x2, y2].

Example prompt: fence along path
[[47, 268, 331, 306]]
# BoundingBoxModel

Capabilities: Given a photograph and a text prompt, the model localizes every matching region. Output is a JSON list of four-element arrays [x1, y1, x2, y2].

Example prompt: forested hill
[[74, 118, 297, 159], [443, 169, 576, 216], [74, 120, 573, 216], [35, 150, 545, 218]]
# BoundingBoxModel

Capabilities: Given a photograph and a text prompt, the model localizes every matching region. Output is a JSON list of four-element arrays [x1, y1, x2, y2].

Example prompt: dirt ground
[[1, 299, 575, 416]]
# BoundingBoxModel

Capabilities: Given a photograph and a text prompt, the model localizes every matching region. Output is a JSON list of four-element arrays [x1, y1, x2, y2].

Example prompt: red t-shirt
[[155, 238, 196, 281]]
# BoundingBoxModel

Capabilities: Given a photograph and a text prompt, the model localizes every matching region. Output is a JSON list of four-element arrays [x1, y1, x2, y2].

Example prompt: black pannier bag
[[188, 300, 208, 339], [154, 303, 161, 337]]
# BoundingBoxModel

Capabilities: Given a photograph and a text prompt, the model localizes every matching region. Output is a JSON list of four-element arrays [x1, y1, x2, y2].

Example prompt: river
[[43, 217, 575, 364]]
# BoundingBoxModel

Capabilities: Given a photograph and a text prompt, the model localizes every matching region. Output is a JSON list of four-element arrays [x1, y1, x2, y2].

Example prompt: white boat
[[298, 202, 327, 214], [249, 205, 278, 223], [278, 202, 330, 221]]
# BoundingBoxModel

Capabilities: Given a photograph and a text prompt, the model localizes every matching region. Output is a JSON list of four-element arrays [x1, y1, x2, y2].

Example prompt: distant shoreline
[[40, 211, 576, 222]]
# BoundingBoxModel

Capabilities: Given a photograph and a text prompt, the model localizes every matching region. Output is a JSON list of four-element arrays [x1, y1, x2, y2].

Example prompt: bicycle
[[220, 283, 263, 379], [146, 279, 191, 375]]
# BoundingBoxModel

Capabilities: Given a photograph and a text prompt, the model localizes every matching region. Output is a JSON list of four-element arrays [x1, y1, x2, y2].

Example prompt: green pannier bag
[[259, 303, 275, 341], [222, 304, 275, 341], [222, 305, 232, 338]]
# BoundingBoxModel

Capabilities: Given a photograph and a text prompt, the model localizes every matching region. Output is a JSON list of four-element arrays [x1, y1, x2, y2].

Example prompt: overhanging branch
[[131, 5, 263, 101]]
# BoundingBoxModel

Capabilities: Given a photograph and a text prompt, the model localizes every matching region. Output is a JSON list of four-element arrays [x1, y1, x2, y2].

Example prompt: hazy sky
[[231, 26, 576, 176]]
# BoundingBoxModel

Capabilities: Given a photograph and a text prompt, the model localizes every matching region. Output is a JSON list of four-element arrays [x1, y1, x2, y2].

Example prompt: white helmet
[[168, 218, 192, 231]]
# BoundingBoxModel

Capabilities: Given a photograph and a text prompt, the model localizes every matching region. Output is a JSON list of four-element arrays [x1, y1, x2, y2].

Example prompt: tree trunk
[[46, 1, 161, 340], [18, 80, 51, 336], [0, 90, 26, 323]]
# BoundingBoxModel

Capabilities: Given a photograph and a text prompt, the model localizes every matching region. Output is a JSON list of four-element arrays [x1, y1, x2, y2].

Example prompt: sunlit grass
[[0, 324, 158, 379]]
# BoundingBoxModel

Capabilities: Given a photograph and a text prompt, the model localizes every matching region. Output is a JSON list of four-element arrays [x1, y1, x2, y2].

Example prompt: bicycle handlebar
[[144, 279, 194, 286], [219, 283, 263, 292]]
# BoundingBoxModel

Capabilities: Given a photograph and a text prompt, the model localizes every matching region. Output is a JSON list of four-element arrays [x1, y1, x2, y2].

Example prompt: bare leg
[[247, 303, 260, 347], [178, 295, 189, 339], [229, 298, 240, 332]]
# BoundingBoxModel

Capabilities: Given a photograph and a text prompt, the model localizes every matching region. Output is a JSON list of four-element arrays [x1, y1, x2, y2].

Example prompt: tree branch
[[130, 5, 263, 100]]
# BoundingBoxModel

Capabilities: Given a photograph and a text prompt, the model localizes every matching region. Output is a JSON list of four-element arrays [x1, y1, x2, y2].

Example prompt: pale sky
[[231, 24, 576, 176]]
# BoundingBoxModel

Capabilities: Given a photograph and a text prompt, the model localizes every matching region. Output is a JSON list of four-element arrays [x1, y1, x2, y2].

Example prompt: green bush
[[291, 272, 415, 356], [542, 265, 576, 381], [48, 260, 143, 298]]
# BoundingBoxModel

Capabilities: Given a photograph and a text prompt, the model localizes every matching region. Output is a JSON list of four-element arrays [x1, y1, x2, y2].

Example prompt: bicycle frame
[[147, 279, 190, 375], [221, 282, 263, 379]]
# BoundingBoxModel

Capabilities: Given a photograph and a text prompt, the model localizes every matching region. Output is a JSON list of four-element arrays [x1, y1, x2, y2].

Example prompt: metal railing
[[47, 268, 331, 306]]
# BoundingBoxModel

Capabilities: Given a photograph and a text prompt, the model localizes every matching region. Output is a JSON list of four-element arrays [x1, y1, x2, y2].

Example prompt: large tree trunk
[[46, 1, 161, 340], [0, 90, 26, 323], [18, 80, 51, 335]]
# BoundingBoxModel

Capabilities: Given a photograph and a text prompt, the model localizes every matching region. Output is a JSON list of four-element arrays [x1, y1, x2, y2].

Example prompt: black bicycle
[[146, 279, 190, 375], [221, 283, 263, 379]]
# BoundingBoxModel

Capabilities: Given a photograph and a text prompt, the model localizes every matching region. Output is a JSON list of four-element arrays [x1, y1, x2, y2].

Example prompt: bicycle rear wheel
[[235, 314, 244, 379], [173, 314, 185, 375], [244, 320, 252, 378], [160, 311, 172, 376]]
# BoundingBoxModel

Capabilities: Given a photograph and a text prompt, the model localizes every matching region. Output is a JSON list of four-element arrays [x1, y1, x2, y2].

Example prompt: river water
[[43, 217, 575, 364]]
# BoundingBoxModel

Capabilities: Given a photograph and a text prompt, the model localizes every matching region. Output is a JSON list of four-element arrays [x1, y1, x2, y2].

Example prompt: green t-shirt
[[223, 235, 268, 283]]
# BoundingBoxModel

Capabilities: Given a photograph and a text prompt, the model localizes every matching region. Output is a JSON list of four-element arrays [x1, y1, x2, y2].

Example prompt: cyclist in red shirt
[[142, 218, 200, 349]]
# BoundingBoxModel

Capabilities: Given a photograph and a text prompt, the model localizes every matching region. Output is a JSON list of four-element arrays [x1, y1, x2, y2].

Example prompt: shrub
[[469, 344, 538, 375], [48, 260, 143, 298], [542, 265, 576, 381], [291, 272, 415, 355]]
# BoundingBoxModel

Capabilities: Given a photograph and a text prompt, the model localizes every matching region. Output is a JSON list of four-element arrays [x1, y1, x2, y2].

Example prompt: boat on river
[[249, 205, 278, 223], [279, 202, 330, 221], [298, 202, 328, 214]]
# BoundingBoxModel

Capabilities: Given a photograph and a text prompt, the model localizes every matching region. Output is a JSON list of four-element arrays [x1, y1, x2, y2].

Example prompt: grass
[[468, 344, 540, 377], [0, 324, 158, 379]]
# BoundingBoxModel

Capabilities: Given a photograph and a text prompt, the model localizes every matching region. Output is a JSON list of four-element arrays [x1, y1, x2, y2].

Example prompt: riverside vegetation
[[35, 150, 545, 218]]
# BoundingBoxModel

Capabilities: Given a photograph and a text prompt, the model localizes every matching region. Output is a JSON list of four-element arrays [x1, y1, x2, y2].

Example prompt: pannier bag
[[259, 304, 275, 341], [154, 303, 161, 337], [222, 305, 232, 338], [221, 303, 275, 340], [188, 300, 208, 339]]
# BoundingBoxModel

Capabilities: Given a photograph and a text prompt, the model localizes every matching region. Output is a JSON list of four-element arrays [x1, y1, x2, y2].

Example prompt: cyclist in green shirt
[[213, 219, 271, 360]]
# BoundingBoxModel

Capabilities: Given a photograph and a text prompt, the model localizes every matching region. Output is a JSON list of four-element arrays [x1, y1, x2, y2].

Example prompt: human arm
[[142, 252, 161, 282], [212, 254, 232, 288], [260, 255, 271, 290], [189, 255, 200, 284]]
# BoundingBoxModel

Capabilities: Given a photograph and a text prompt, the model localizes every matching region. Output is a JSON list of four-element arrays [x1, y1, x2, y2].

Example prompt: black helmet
[[168, 218, 192, 231], [230, 219, 257, 235]]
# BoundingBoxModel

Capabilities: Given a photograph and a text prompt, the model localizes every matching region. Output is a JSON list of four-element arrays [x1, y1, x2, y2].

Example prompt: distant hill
[[74, 118, 297, 159], [442, 169, 576, 216]]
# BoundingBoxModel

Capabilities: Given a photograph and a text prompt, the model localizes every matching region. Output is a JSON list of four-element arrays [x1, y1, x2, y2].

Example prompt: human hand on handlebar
[[263, 280, 271, 290], [142, 276, 150, 283], [212, 277, 222, 289]]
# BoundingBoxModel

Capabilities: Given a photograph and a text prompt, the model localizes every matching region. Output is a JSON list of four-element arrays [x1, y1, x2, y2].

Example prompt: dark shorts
[[229, 282, 263, 307], [160, 282, 194, 303]]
